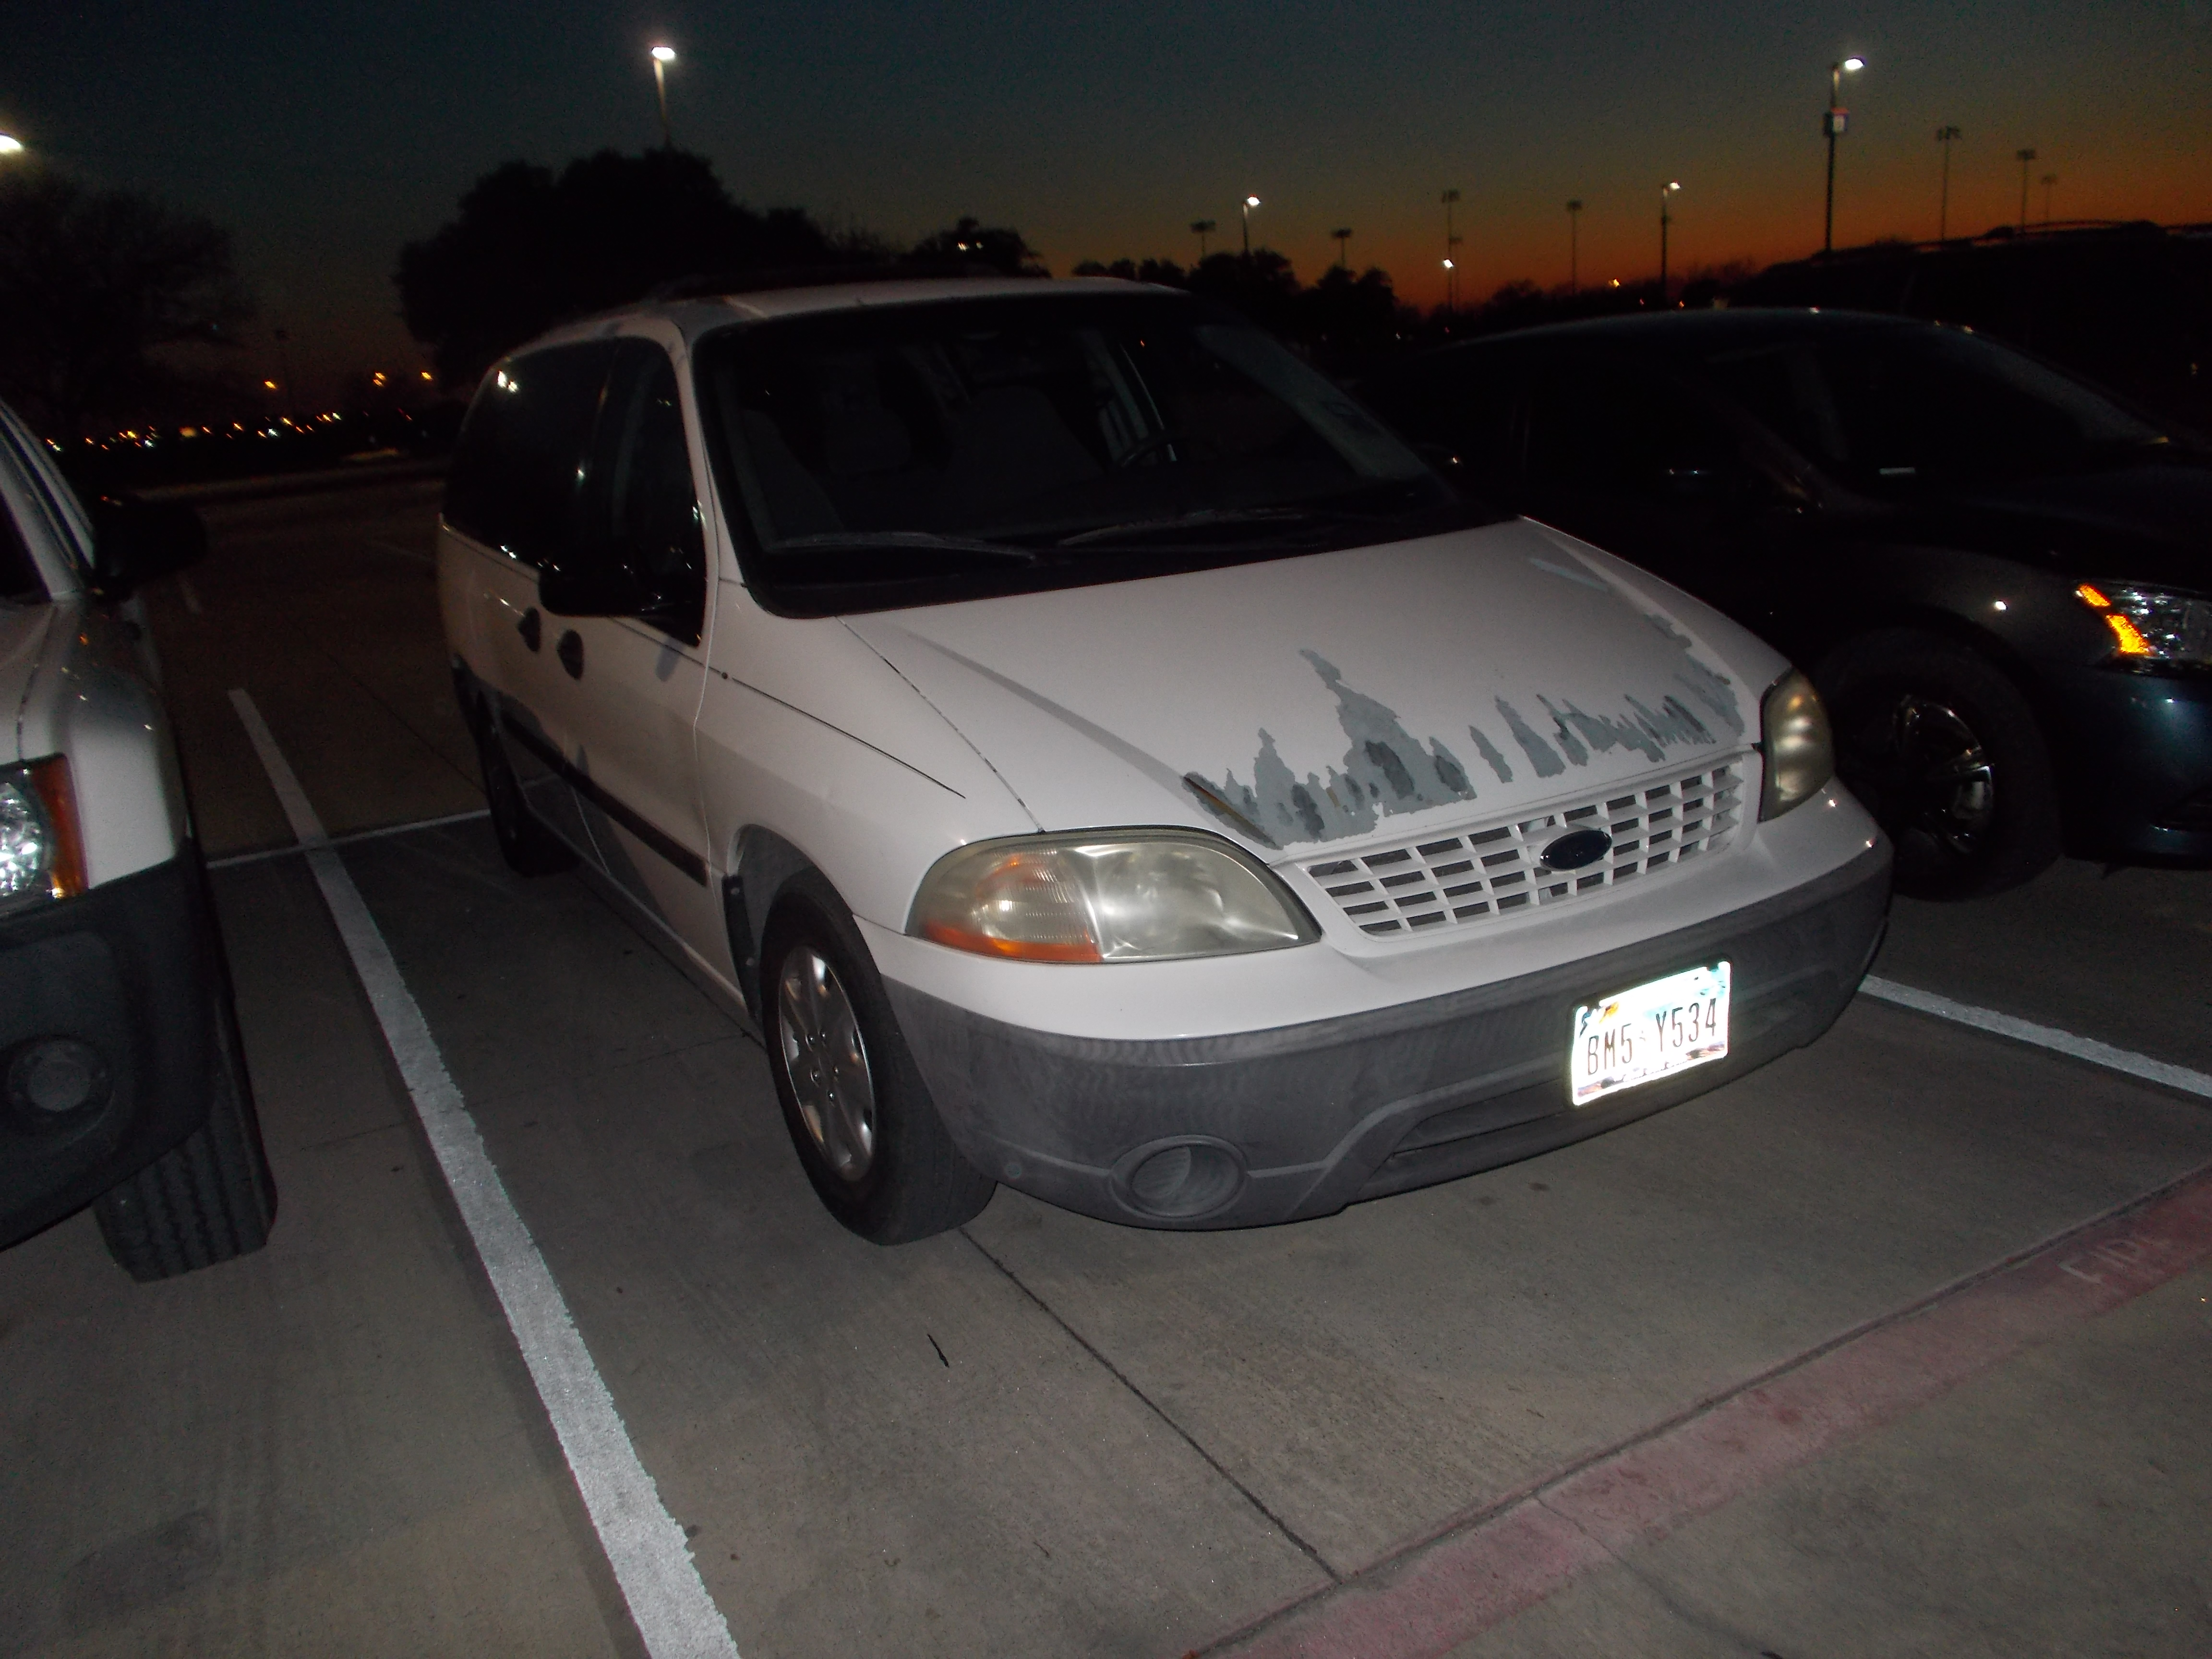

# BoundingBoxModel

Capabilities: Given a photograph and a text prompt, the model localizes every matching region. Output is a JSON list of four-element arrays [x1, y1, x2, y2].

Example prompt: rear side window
[[1524, 367, 1744, 499], [1363, 361, 1526, 501], [445, 342, 616, 565]]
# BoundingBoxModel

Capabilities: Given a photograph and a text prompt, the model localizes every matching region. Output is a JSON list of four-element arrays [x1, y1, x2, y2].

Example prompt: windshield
[[1701, 325, 2168, 488], [693, 292, 1486, 613]]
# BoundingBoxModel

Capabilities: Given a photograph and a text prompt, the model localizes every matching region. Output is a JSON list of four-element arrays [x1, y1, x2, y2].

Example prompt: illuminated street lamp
[[1565, 199, 1584, 293], [2015, 147, 2037, 230], [1823, 55, 1865, 255], [1442, 189, 1464, 312], [1240, 195, 1260, 257], [650, 45, 677, 149], [0, 134, 24, 157], [1934, 125, 1962, 241], [1190, 218, 1217, 259], [1659, 181, 1682, 297]]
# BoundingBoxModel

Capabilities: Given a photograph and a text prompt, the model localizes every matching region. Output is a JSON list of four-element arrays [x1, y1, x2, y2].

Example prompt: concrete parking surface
[[3, 478, 2209, 1657]]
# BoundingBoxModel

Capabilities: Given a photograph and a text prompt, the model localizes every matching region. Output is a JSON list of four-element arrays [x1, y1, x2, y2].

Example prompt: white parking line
[[207, 807, 491, 869], [1861, 974, 2212, 1101], [227, 688, 742, 1659]]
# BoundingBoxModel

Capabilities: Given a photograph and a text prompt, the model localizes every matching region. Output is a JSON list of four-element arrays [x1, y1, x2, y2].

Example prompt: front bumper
[[889, 841, 1891, 1229], [2043, 664, 2212, 861], [0, 853, 221, 1250]]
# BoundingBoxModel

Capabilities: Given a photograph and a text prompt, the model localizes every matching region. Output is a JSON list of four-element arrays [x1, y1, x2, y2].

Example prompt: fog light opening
[[1120, 1138, 1244, 1219], [7, 1037, 112, 1124]]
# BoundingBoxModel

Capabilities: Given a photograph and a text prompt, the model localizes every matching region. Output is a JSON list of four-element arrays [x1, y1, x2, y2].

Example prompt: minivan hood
[[845, 521, 1777, 852], [0, 604, 49, 764]]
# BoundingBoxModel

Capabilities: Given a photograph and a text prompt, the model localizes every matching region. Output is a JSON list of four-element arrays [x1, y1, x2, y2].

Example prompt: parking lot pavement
[[4, 482, 2210, 1656]]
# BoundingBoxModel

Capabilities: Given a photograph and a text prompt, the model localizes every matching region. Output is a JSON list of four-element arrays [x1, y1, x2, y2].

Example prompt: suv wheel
[[1819, 631, 2061, 900], [94, 982, 277, 1281], [761, 873, 994, 1243]]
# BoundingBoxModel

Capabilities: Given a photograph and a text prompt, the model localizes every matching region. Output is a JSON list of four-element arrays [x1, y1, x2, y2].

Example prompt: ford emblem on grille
[[1539, 828, 1613, 870]]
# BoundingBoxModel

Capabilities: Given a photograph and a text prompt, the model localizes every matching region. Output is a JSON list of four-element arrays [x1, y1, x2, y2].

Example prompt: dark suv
[[1361, 309, 2212, 896]]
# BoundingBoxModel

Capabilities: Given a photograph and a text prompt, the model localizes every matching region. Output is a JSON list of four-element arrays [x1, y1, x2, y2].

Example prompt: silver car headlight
[[0, 757, 86, 904], [1759, 669, 1834, 821], [909, 830, 1319, 963], [2075, 583, 2212, 668]]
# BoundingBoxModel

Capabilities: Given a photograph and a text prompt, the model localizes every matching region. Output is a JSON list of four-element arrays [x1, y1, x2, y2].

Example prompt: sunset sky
[[8, 0, 2209, 401]]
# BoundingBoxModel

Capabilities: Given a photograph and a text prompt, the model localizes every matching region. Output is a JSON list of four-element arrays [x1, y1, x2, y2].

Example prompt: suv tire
[[94, 985, 277, 1281], [761, 873, 994, 1243], [1819, 630, 2061, 900]]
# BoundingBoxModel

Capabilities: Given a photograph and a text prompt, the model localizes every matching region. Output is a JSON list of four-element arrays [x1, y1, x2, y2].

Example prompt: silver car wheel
[[775, 946, 877, 1182]]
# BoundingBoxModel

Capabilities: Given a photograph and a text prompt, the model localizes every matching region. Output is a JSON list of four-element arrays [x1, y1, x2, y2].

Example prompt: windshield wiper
[[772, 530, 1040, 564], [1054, 505, 1372, 549]]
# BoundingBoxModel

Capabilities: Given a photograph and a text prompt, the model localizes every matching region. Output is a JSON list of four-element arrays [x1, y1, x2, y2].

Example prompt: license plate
[[1570, 962, 1731, 1105]]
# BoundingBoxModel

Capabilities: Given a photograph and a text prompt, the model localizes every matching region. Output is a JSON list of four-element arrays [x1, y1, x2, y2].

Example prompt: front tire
[[760, 874, 994, 1243], [95, 984, 277, 1281], [1819, 631, 2061, 900]]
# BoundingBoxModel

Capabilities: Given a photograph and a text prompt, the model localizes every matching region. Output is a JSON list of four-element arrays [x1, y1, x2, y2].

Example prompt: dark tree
[[0, 167, 250, 437], [397, 149, 843, 387], [908, 216, 1047, 276], [1186, 249, 1302, 336], [1297, 266, 1414, 358]]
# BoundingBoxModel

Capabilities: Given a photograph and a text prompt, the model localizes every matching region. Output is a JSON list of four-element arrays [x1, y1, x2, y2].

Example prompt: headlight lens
[[0, 757, 86, 903], [909, 830, 1319, 963], [2075, 583, 2212, 667], [1759, 669, 1834, 820]]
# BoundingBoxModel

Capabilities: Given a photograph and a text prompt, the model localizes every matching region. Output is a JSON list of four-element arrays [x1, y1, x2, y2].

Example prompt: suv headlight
[[909, 830, 1319, 963], [1759, 669, 1834, 821], [2075, 583, 2212, 668], [0, 757, 88, 904]]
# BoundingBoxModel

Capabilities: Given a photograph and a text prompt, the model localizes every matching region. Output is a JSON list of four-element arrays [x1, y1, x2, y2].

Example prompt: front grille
[[1300, 755, 1748, 938]]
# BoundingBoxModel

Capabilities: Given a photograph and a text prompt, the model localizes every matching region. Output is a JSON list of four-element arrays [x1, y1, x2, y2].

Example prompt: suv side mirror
[[538, 559, 699, 637], [89, 496, 208, 599]]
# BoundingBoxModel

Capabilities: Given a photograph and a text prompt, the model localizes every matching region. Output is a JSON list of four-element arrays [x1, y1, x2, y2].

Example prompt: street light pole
[[1824, 56, 1864, 255], [1442, 189, 1463, 312], [1935, 125, 1961, 241], [1190, 219, 1216, 260], [2041, 172, 2057, 225], [1659, 182, 1681, 298], [649, 45, 677, 149], [1565, 199, 1583, 293], [1332, 228, 1352, 270], [2015, 147, 2037, 231]]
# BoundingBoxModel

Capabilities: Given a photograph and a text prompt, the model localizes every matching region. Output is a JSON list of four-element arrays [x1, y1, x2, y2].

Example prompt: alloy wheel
[[775, 947, 878, 1182]]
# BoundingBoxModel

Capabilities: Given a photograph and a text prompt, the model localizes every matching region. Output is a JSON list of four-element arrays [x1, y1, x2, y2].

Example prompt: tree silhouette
[[396, 149, 841, 387], [0, 166, 250, 437], [908, 216, 1047, 276]]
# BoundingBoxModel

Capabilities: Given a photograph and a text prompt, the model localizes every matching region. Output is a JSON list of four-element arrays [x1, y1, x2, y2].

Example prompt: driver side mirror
[[538, 559, 699, 639], [88, 496, 207, 600]]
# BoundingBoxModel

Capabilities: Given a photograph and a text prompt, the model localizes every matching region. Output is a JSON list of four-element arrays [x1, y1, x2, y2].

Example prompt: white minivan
[[438, 277, 1889, 1242]]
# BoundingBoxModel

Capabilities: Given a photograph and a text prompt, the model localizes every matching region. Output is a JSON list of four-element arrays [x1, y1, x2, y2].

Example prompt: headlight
[[0, 757, 87, 904], [909, 830, 1319, 963], [2075, 583, 2212, 668], [1759, 669, 1834, 821]]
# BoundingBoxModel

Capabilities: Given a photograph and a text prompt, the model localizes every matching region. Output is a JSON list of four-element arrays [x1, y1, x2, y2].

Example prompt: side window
[[1525, 368, 1746, 502], [572, 340, 707, 641], [1363, 365, 1526, 500], [444, 342, 615, 565]]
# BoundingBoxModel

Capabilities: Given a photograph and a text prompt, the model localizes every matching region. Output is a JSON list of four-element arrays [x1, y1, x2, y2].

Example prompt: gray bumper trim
[[886, 842, 1892, 1229]]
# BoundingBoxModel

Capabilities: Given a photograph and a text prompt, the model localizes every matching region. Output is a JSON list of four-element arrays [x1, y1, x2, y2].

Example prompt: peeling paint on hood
[[843, 520, 1778, 853]]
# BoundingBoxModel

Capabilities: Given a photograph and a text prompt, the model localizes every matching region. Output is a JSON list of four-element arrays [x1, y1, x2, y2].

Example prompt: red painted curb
[[1209, 1166, 2212, 1659]]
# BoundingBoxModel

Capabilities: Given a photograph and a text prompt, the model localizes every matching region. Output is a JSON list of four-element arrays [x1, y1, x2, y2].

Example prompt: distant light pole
[[1565, 199, 1584, 293], [649, 45, 677, 149], [2015, 147, 2037, 230], [1240, 195, 1260, 257], [1190, 218, 1217, 260], [1658, 181, 1681, 298], [1823, 55, 1865, 254], [1442, 189, 1463, 312], [2041, 172, 2058, 225], [1934, 125, 1962, 241], [1332, 227, 1353, 270]]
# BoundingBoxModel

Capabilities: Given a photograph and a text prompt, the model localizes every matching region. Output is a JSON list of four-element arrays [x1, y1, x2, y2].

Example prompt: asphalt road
[[3, 478, 2209, 1658]]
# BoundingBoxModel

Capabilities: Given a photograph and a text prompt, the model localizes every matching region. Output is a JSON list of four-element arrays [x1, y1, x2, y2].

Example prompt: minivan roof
[[1414, 306, 1924, 365]]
